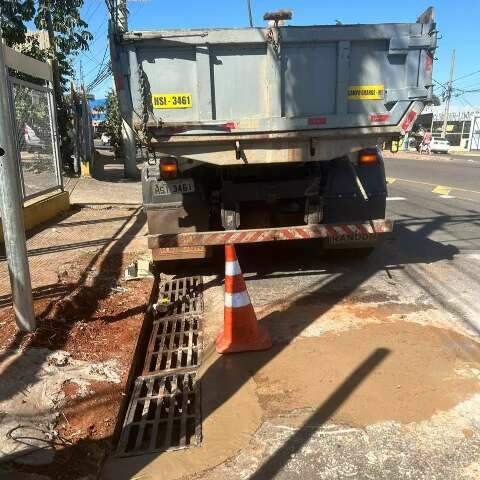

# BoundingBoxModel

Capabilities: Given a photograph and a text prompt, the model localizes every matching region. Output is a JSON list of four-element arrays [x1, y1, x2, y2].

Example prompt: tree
[[0, 1, 35, 46], [35, 0, 92, 94], [0, 0, 92, 164], [104, 89, 123, 152]]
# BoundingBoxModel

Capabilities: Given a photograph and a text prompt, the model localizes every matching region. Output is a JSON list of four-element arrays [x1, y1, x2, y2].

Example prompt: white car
[[101, 133, 111, 146], [429, 138, 450, 154]]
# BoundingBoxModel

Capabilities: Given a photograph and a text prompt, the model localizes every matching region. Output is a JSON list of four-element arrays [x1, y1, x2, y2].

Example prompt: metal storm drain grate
[[117, 372, 201, 457], [117, 276, 205, 457], [143, 315, 202, 375], [157, 276, 203, 316]]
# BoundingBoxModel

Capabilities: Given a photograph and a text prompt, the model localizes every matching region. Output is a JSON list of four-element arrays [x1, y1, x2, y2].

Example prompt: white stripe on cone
[[225, 291, 251, 308], [225, 260, 242, 276]]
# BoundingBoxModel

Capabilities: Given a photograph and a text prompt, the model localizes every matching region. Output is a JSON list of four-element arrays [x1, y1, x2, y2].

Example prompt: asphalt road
[[385, 155, 480, 254], [216, 153, 480, 478], [110, 154, 480, 480], [386, 154, 480, 195]]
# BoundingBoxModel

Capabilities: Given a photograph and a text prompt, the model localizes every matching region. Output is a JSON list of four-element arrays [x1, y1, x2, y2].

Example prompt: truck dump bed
[[113, 8, 436, 164]]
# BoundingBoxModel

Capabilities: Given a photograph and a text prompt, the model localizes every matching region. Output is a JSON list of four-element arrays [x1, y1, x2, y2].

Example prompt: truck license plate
[[153, 179, 195, 196]]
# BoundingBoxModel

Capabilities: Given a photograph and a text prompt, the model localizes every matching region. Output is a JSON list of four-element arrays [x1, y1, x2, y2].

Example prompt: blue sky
[[77, 0, 480, 107]]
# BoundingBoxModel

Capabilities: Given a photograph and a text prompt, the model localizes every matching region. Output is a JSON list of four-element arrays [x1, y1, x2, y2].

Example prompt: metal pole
[[117, 0, 128, 32], [0, 41, 36, 332], [113, 0, 138, 178], [247, 0, 254, 27], [441, 49, 455, 139], [72, 86, 81, 175]]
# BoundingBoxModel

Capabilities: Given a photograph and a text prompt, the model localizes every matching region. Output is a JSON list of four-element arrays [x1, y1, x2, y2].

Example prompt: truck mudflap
[[148, 219, 393, 249]]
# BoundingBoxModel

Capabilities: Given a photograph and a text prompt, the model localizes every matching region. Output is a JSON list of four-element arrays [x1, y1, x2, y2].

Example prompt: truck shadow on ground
[[100, 215, 476, 479], [3, 211, 478, 479]]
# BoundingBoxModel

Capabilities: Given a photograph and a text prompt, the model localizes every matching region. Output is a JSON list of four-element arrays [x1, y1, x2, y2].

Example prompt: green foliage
[[1, 1, 92, 81], [1, 0, 93, 161], [105, 89, 123, 151], [0, 1, 35, 46], [35, 0, 93, 89]]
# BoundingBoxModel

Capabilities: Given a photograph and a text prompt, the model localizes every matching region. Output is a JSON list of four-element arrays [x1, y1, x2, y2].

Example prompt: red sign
[[370, 114, 390, 123], [308, 117, 327, 126], [401, 110, 417, 131]]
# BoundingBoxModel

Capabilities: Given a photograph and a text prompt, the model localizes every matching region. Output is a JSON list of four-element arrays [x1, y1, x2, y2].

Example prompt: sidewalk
[[383, 149, 480, 161], [0, 151, 151, 478], [65, 150, 142, 206]]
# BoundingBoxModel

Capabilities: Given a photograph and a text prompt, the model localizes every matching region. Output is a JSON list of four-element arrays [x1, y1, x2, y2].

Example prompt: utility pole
[[71, 81, 81, 174], [441, 49, 456, 139], [117, 0, 129, 33], [247, 0, 254, 27], [112, 0, 139, 178], [0, 40, 36, 332], [80, 60, 84, 87]]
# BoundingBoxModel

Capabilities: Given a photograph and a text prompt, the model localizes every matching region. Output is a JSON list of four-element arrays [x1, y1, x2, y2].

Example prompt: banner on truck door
[[347, 85, 384, 100], [152, 93, 193, 109]]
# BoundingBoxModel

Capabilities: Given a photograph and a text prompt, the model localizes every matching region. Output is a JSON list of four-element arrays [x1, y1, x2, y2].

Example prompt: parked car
[[430, 138, 450, 154]]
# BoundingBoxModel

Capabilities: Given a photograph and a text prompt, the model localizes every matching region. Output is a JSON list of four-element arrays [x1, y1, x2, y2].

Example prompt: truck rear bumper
[[148, 219, 393, 249]]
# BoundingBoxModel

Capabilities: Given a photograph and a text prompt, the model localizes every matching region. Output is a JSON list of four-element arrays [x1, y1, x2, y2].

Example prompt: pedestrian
[[420, 131, 432, 154]]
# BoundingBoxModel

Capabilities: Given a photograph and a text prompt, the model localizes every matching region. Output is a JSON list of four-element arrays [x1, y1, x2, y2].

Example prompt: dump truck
[[109, 7, 437, 260]]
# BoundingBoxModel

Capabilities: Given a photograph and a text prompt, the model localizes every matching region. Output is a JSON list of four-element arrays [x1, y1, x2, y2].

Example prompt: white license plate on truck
[[153, 179, 195, 196]]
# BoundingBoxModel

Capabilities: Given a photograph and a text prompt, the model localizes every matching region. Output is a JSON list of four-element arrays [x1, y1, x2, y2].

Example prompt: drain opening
[[157, 277, 203, 317], [144, 315, 202, 375], [117, 276, 204, 457], [117, 372, 201, 457]]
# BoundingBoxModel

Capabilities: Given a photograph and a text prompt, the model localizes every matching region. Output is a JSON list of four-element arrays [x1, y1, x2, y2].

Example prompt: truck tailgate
[[117, 9, 436, 137]]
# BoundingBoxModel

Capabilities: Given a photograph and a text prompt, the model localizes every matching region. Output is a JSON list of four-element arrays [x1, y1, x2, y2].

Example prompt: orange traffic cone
[[216, 244, 272, 354]]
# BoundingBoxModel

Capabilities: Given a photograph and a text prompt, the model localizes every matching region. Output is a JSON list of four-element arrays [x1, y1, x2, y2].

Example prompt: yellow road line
[[432, 185, 452, 195], [390, 177, 480, 195]]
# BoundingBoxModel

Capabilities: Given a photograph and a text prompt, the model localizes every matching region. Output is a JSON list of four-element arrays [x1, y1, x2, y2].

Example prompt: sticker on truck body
[[347, 85, 384, 100], [152, 93, 193, 109], [327, 232, 378, 245]]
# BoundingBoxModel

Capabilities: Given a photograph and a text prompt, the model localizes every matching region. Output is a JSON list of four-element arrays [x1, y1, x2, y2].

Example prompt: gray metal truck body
[[110, 8, 436, 259]]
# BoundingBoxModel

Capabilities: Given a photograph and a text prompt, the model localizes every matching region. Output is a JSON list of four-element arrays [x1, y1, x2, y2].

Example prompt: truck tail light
[[160, 157, 178, 179], [358, 148, 379, 165]]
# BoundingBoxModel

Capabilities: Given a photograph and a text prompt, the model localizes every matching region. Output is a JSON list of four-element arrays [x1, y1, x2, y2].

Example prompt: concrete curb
[[383, 151, 480, 162], [0, 190, 70, 244]]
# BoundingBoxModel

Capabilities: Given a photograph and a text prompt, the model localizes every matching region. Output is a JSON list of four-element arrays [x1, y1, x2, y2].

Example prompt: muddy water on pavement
[[253, 321, 480, 425]]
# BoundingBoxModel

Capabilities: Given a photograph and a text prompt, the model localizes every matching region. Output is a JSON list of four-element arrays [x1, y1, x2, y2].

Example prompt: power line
[[433, 78, 447, 90], [89, 73, 112, 93], [87, 62, 112, 92], [128, 1, 147, 23], [72, 12, 109, 69], [84, 45, 108, 81], [452, 68, 480, 84], [84, 1, 103, 24], [83, 0, 95, 19], [87, 64, 110, 90], [458, 95, 474, 108], [455, 79, 480, 90]]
